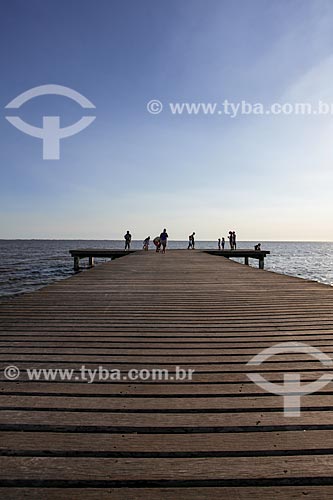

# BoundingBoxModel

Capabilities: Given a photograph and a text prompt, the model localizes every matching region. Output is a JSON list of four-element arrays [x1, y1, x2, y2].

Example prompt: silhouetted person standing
[[191, 232, 195, 249], [188, 232, 195, 250], [228, 231, 233, 249], [160, 229, 168, 253], [232, 231, 237, 249], [124, 231, 132, 251], [221, 237, 225, 249]]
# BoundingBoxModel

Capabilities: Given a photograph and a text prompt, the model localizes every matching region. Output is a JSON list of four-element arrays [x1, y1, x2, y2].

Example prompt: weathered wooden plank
[[0, 486, 330, 500], [0, 378, 330, 393], [3, 340, 333, 348], [0, 330, 333, 342], [1, 430, 333, 453], [2, 410, 333, 429], [1, 394, 333, 411], [0, 360, 330, 372], [3, 347, 333, 359], [1, 455, 333, 481]]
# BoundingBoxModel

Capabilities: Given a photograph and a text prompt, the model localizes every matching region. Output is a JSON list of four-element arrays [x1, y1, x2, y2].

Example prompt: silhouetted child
[[153, 237, 161, 252], [143, 237, 150, 250]]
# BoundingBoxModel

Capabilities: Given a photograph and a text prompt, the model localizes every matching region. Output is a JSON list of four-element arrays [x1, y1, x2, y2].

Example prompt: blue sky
[[1, 0, 333, 240]]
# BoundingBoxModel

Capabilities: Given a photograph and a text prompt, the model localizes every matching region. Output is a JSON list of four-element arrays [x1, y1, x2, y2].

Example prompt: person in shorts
[[160, 229, 168, 253]]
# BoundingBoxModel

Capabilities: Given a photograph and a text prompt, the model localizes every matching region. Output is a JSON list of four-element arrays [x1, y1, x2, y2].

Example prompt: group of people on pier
[[228, 231, 237, 249], [124, 230, 169, 253], [217, 237, 225, 250], [124, 229, 243, 252], [151, 229, 169, 253]]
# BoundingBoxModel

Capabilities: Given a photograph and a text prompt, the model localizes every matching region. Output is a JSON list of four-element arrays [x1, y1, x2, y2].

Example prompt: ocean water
[[0, 240, 332, 299]]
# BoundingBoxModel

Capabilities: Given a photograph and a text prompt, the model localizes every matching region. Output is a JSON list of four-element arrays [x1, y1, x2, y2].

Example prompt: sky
[[1, 0, 333, 240]]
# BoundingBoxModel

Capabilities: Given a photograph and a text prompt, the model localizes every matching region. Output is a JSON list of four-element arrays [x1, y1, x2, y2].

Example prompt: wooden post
[[259, 257, 264, 270], [89, 256, 94, 267], [74, 256, 80, 271], [244, 257, 249, 265]]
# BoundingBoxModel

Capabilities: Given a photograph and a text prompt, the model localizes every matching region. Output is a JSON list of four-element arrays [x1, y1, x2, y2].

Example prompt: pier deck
[[69, 248, 270, 270], [1, 250, 333, 498]]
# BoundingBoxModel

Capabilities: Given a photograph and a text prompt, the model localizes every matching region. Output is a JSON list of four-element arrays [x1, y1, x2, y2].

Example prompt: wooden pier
[[69, 249, 137, 271], [204, 249, 270, 268], [1, 250, 333, 498], [69, 248, 270, 270]]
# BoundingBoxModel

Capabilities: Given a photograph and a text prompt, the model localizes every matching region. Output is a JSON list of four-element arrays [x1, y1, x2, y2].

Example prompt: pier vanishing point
[[1, 249, 333, 499]]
